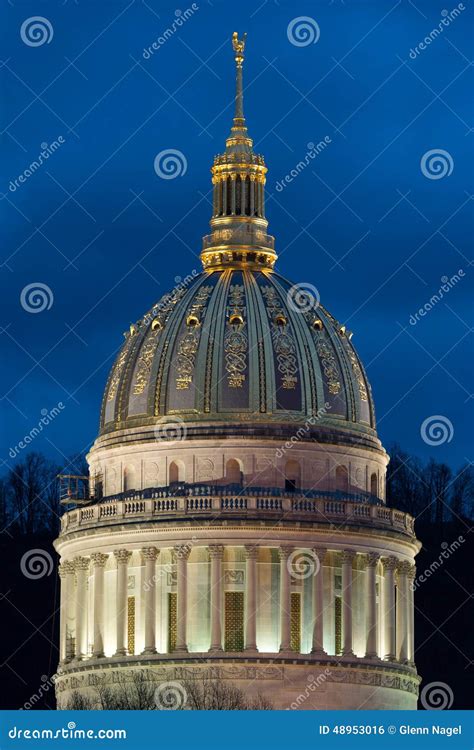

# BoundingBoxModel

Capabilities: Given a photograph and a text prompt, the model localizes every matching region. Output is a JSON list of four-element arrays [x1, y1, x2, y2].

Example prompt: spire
[[200, 33, 277, 273], [232, 32, 246, 127]]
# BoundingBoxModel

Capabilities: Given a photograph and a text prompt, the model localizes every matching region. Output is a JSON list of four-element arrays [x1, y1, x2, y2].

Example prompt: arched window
[[370, 472, 378, 497], [225, 458, 242, 485], [245, 176, 251, 216], [226, 177, 232, 216], [123, 466, 136, 492], [235, 175, 242, 215], [169, 461, 184, 485], [335, 465, 349, 493], [285, 460, 301, 492]]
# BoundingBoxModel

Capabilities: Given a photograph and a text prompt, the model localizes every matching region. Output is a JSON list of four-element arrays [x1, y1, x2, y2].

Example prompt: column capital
[[341, 549, 356, 565], [278, 546, 293, 561], [59, 560, 75, 576], [114, 549, 133, 565], [91, 552, 108, 568], [382, 555, 398, 571], [244, 545, 259, 560], [407, 563, 416, 581], [208, 544, 224, 560], [397, 560, 412, 576], [141, 547, 158, 562], [366, 552, 380, 568], [311, 548, 327, 564], [174, 544, 192, 561], [73, 556, 90, 572]]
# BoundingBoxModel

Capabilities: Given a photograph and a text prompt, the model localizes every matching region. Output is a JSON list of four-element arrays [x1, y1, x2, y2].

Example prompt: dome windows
[[151, 318, 162, 331], [274, 314, 287, 327], [229, 312, 244, 327], [186, 314, 201, 328], [312, 318, 323, 331]]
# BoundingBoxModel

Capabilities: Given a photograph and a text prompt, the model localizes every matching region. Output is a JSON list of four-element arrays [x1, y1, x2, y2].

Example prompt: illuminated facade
[[54, 34, 420, 710]]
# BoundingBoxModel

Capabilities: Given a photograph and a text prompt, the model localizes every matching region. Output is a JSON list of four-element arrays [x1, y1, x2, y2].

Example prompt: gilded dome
[[100, 269, 377, 446]]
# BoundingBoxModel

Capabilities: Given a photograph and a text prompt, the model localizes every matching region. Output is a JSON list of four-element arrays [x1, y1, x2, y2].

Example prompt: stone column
[[397, 561, 410, 664], [279, 547, 292, 652], [175, 545, 191, 652], [408, 564, 416, 665], [208, 545, 224, 652], [382, 556, 397, 661], [113, 549, 132, 657], [341, 550, 355, 656], [311, 548, 327, 655], [250, 175, 255, 216], [74, 556, 90, 660], [365, 553, 380, 658], [91, 553, 108, 658], [58, 561, 74, 663], [230, 174, 236, 214], [244, 545, 258, 652], [241, 174, 247, 216], [141, 547, 158, 655]]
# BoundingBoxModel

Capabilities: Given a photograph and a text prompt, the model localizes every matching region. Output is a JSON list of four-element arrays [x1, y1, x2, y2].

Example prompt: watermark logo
[[409, 4, 466, 59], [20, 17, 54, 47], [420, 681, 454, 710], [421, 149, 454, 180], [287, 670, 332, 709], [153, 416, 187, 446], [20, 549, 54, 580], [154, 149, 187, 180], [287, 549, 320, 580], [9, 403, 65, 459], [154, 681, 187, 710], [287, 17, 320, 47], [409, 270, 465, 325], [287, 282, 320, 314], [412, 536, 465, 591], [9, 138, 66, 193], [20, 283, 54, 313], [420, 415, 454, 446], [275, 138, 331, 192], [143, 4, 199, 59]]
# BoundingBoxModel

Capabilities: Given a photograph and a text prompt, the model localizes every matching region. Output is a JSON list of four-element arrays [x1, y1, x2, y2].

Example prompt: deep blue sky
[[1, 0, 472, 472]]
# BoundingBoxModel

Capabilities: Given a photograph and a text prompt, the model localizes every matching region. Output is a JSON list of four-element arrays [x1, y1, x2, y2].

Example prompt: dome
[[100, 269, 377, 447]]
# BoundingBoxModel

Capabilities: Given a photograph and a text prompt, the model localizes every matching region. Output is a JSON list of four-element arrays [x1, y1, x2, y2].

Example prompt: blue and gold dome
[[100, 32, 377, 449]]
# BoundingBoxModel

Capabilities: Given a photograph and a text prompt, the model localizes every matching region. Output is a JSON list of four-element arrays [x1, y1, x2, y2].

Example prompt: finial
[[232, 32, 247, 124]]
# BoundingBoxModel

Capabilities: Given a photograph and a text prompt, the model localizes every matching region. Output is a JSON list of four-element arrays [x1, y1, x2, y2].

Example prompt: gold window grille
[[168, 592, 177, 652], [335, 595, 342, 655], [224, 591, 244, 651], [290, 592, 301, 652], [127, 596, 135, 655]]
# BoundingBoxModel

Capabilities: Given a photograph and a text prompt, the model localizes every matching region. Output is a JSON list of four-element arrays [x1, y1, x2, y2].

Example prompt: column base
[[114, 649, 127, 657], [209, 646, 224, 654], [342, 649, 355, 658], [244, 646, 259, 654], [141, 648, 157, 656], [174, 646, 189, 654], [384, 653, 396, 662], [279, 646, 291, 653], [311, 648, 327, 657], [92, 652, 105, 659], [364, 652, 379, 660]]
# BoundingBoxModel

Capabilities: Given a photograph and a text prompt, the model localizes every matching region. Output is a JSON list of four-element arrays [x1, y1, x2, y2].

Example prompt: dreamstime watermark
[[287, 282, 320, 314], [142, 5, 199, 59], [20, 16, 53, 47], [154, 149, 187, 179], [20, 282, 54, 313], [143, 537, 198, 592], [287, 16, 320, 47], [411, 536, 465, 591], [276, 402, 331, 459], [275, 137, 331, 192], [9, 403, 65, 458], [287, 549, 321, 580], [409, 5, 466, 59], [420, 149, 454, 180], [153, 416, 187, 446], [420, 415, 454, 446], [154, 681, 188, 710], [286, 669, 332, 709], [420, 681, 454, 710], [156, 270, 199, 311], [9, 138, 65, 193], [20, 549, 54, 580], [21, 673, 57, 709], [409, 270, 465, 325]]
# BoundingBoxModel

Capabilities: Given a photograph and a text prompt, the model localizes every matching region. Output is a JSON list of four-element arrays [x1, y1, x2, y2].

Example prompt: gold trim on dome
[[175, 286, 213, 390], [107, 338, 133, 402], [224, 284, 247, 388], [345, 344, 368, 402], [262, 286, 298, 390]]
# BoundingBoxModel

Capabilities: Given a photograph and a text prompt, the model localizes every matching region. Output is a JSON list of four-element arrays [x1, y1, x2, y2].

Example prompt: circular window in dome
[[229, 313, 244, 327], [186, 314, 201, 327], [275, 314, 287, 327]]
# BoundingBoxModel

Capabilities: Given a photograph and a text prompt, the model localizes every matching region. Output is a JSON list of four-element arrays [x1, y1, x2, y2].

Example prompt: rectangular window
[[224, 591, 244, 651], [127, 596, 135, 655], [168, 592, 177, 652], [290, 592, 301, 652], [335, 595, 342, 655]]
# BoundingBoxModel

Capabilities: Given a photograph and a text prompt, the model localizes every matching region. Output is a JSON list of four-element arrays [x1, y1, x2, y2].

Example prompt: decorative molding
[[114, 549, 132, 565], [224, 570, 244, 584]]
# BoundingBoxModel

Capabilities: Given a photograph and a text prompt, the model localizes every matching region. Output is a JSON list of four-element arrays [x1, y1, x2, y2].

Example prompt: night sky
[[1, 0, 472, 471]]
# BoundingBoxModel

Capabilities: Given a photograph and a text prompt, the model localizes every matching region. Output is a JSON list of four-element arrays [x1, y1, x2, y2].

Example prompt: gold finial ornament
[[232, 31, 247, 61]]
